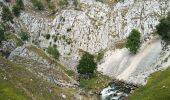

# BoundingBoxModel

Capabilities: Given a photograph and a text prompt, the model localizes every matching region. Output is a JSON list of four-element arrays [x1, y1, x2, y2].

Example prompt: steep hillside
[[128, 67, 170, 100], [0, 0, 170, 100]]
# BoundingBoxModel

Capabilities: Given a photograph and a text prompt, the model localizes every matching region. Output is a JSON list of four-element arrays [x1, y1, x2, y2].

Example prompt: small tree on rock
[[126, 29, 141, 54], [156, 13, 170, 44], [77, 52, 97, 78]]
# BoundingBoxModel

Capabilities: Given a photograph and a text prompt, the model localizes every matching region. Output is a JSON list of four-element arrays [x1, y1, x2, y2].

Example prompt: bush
[[156, 13, 170, 44], [77, 52, 97, 77], [47, 46, 60, 60], [2, 5, 14, 23], [31, 0, 44, 10], [58, 0, 69, 7], [73, 0, 79, 8], [45, 34, 51, 40], [16, 0, 24, 10], [12, 5, 21, 17], [0, 27, 5, 44], [20, 31, 29, 41], [126, 29, 141, 54]]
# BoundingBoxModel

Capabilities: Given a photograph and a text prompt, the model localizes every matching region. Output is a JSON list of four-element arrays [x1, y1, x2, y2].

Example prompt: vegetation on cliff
[[126, 29, 141, 54], [156, 13, 170, 44]]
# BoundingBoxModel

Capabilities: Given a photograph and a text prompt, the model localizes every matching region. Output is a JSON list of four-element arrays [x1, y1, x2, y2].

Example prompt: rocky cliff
[[1, 0, 170, 86]]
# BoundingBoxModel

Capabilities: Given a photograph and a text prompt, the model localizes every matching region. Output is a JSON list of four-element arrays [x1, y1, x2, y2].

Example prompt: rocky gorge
[[0, 0, 170, 100]]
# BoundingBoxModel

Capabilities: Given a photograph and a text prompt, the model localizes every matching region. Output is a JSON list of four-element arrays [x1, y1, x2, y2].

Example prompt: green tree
[[77, 52, 97, 76], [2, 5, 14, 23], [126, 29, 141, 54], [156, 13, 170, 44], [47, 46, 60, 60]]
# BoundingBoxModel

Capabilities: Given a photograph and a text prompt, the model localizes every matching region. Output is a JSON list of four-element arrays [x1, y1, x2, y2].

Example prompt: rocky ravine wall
[[15, 0, 170, 60], [10, 0, 170, 85]]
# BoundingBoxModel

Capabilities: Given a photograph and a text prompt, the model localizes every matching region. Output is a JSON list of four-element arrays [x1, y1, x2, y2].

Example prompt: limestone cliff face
[[14, 0, 170, 61], [1, 0, 170, 85]]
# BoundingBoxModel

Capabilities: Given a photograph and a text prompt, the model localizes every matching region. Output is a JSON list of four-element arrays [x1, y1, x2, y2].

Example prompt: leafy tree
[[156, 13, 170, 44], [1, 5, 14, 23], [126, 29, 141, 54], [77, 52, 97, 76], [47, 46, 60, 60]]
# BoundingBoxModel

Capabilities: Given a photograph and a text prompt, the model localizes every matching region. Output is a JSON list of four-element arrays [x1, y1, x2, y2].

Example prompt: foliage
[[156, 13, 170, 44], [47, 46, 60, 60], [19, 31, 29, 41], [6, 33, 23, 46], [16, 0, 24, 10], [12, 0, 24, 17], [126, 29, 141, 54], [96, 0, 104, 3], [73, 0, 79, 7], [58, 0, 69, 7], [129, 67, 170, 100], [1, 5, 14, 23], [12, 5, 21, 17], [77, 52, 97, 76], [0, 27, 5, 44], [46, 0, 55, 12], [31, 0, 44, 10], [45, 34, 51, 40]]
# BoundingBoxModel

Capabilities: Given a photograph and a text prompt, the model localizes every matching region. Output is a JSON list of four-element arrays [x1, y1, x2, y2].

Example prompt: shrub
[[126, 29, 141, 54], [73, 0, 79, 8], [58, 0, 69, 7], [156, 13, 170, 44], [2, 5, 14, 23], [20, 31, 29, 41], [45, 34, 51, 40], [77, 52, 97, 77], [16, 0, 24, 10], [31, 0, 44, 10], [0, 27, 5, 44], [47, 46, 60, 60], [12, 5, 20, 17]]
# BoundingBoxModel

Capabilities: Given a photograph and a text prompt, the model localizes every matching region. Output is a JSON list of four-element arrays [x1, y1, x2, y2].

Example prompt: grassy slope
[[80, 72, 111, 92], [0, 56, 77, 100], [129, 67, 170, 100]]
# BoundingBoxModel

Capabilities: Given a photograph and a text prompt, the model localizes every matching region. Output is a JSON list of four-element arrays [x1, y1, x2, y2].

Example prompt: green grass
[[129, 67, 170, 100], [0, 78, 29, 100], [0, 56, 77, 100], [80, 72, 111, 92]]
